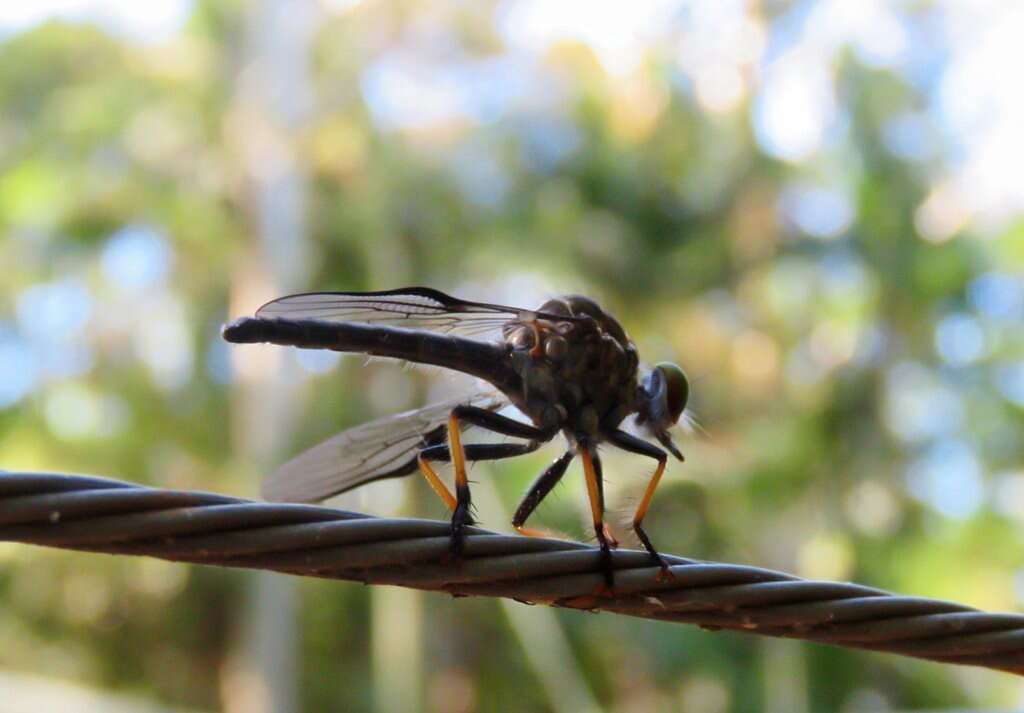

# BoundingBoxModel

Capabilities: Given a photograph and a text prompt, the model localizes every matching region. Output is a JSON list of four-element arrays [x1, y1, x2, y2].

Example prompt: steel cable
[[1, 470, 1022, 675]]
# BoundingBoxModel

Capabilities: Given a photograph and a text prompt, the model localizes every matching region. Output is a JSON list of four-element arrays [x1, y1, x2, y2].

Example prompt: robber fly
[[223, 287, 689, 585]]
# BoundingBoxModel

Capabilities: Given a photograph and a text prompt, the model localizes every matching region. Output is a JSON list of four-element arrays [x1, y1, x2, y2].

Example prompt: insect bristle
[[679, 408, 706, 438]]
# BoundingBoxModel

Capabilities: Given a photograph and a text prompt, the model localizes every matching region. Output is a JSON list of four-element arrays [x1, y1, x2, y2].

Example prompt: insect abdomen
[[222, 317, 519, 391]]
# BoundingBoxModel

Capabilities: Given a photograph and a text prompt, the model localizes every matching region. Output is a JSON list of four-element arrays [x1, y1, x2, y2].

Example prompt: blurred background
[[1, 0, 1023, 711]]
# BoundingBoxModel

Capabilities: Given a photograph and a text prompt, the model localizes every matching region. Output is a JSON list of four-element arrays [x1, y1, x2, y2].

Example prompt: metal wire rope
[[1, 470, 1021, 675]]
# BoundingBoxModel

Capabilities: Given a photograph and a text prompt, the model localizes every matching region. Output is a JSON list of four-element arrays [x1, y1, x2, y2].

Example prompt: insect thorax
[[502, 296, 640, 440]]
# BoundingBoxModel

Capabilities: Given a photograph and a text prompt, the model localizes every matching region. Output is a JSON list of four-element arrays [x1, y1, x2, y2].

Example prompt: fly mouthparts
[[657, 432, 684, 462]]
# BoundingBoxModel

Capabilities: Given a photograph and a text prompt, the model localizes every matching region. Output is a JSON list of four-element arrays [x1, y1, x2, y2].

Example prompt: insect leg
[[511, 450, 574, 537], [439, 406, 556, 558], [609, 429, 676, 579], [590, 450, 618, 548], [423, 442, 543, 535], [420, 442, 541, 464], [418, 442, 538, 520], [417, 449, 457, 513], [580, 444, 615, 591], [449, 405, 558, 441]]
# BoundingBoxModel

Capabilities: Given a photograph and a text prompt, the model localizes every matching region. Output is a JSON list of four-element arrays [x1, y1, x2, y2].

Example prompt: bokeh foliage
[[1, 1, 1023, 711]]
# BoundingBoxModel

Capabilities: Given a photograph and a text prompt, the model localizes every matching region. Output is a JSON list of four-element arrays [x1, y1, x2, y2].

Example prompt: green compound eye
[[655, 362, 689, 424]]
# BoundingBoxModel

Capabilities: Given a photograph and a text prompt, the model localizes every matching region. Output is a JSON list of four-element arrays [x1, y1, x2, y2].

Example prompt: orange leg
[[580, 445, 615, 591], [633, 457, 665, 525], [416, 453, 457, 513], [632, 454, 673, 581], [447, 412, 467, 493], [419, 440, 541, 515], [609, 428, 677, 581], [419, 405, 560, 559], [426, 405, 559, 559], [446, 412, 474, 557], [416, 412, 472, 557]]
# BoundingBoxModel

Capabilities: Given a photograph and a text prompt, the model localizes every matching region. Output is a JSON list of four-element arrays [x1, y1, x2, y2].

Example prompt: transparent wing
[[263, 390, 509, 503], [255, 286, 578, 338]]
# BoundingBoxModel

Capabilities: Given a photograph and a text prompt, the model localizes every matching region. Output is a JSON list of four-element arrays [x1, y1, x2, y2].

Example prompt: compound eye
[[655, 362, 689, 424]]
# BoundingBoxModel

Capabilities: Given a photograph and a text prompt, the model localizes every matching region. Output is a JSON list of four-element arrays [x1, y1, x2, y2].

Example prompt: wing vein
[[262, 390, 511, 503]]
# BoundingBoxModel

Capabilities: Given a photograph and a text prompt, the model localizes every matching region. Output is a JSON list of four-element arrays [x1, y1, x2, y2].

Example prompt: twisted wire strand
[[1, 471, 1021, 675]]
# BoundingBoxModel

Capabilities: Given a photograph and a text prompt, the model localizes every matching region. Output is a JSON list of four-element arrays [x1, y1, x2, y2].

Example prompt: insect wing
[[262, 390, 508, 503], [255, 286, 577, 338]]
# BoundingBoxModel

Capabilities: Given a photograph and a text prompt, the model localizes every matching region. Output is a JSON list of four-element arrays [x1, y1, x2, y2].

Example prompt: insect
[[222, 287, 688, 586]]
